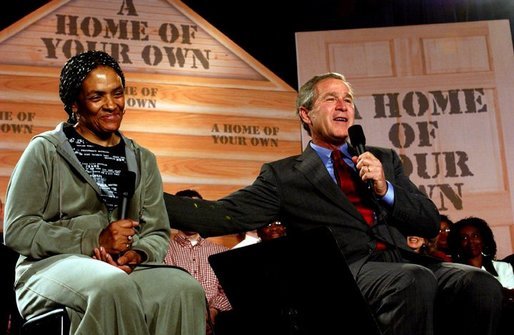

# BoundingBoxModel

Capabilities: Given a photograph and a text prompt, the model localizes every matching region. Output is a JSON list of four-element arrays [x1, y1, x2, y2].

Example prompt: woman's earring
[[72, 110, 79, 123]]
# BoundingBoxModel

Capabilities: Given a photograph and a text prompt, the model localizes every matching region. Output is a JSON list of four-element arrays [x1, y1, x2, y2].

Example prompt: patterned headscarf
[[59, 51, 125, 123]]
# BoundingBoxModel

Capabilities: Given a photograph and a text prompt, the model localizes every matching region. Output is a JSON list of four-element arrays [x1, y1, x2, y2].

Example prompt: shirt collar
[[174, 232, 204, 246], [310, 141, 352, 162]]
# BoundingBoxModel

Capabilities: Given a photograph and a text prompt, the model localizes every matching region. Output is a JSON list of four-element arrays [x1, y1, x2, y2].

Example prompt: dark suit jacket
[[165, 144, 440, 266]]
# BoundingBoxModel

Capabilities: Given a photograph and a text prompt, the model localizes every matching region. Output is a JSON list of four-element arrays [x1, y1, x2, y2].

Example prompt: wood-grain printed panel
[[0, 74, 297, 116]]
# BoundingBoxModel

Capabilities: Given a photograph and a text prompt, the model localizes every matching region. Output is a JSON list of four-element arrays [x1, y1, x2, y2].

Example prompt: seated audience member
[[448, 216, 514, 289], [426, 239, 453, 262], [435, 214, 454, 260], [407, 214, 454, 262], [406, 235, 452, 262], [232, 220, 286, 249], [448, 216, 514, 334], [164, 189, 232, 334], [257, 220, 287, 241], [406, 235, 428, 253]]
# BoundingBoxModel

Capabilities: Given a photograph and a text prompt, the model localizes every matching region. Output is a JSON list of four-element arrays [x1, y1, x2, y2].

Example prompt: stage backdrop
[[296, 20, 514, 258], [0, 0, 300, 246]]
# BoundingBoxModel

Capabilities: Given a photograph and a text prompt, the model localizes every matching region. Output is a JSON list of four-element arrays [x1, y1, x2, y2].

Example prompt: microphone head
[[119, 171, 136, 197], [348, 124, 366, 147]]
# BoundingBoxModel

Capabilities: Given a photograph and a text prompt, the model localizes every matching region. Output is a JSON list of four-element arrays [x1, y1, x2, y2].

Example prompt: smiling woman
[[3, 50, 206, 335], [447, 216, 514, 335], [72, 66, 126, 144]]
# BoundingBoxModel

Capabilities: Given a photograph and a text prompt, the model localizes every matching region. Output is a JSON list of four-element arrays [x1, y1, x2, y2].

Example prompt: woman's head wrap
[[59, 51, 125, 123]]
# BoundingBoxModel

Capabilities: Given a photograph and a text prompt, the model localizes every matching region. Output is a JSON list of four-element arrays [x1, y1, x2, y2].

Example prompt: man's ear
[[298, 107, 312, 126]]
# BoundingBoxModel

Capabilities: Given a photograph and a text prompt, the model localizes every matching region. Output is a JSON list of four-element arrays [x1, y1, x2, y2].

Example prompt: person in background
[[447, 216, 514, 294], [165, 72, 502, 335], [406, 235, 427, 253], [435, 214, 454, 260], [406, 214, 455, 262], [257, 220, 287, 242], [447, 216, 514, 334], [406, 235, 452, 262], [164, 189, 231, 334], [232, 220, 286, 248], [3, 50, 205, 335]]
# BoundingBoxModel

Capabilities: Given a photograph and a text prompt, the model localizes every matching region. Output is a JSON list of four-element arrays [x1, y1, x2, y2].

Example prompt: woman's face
[[457, 225, 483, 259], [407, 236, 426, 252], [436, 221, 450, 250], [73, 66, 125, 140]]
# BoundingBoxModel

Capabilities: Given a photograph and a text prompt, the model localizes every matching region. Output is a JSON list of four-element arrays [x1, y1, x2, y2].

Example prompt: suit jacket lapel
[[294, 145, 364, 222]]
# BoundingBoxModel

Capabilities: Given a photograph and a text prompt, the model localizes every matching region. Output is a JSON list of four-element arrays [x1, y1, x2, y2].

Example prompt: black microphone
[[119, 171, 136, 219], [348, 124, 366, 156], [348, 125, 373, 191]]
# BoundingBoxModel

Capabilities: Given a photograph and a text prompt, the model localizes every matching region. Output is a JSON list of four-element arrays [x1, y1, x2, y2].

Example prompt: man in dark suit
[[165, 72, 502, 335]]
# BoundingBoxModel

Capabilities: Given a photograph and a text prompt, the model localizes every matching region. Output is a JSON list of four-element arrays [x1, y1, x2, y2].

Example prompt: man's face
[[258, 221, 286, 241], [299, 78, 355, 149], [74, 66, 125, 138]]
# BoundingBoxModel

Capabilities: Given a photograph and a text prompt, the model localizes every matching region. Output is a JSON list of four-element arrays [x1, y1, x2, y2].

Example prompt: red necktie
[[331, 150, 386, 250], [331, 150, 374, 225]]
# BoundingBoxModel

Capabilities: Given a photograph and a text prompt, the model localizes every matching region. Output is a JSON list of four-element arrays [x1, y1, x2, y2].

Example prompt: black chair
[[1, 242, 24, 335], [1, 243, 70, 335], [21, 308, 69, 335], [209, 226, 382, 335]]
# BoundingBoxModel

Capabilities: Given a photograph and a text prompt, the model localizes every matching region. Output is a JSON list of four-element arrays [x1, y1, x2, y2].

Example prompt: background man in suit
[[165, 72, 502, 335]]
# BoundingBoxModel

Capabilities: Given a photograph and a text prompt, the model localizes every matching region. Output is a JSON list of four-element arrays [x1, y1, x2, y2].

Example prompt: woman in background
[[448, 216, 514, 334]]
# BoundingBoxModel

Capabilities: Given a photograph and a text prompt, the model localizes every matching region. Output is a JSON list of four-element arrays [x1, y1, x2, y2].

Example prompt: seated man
[[165, 72, 503, 335]]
